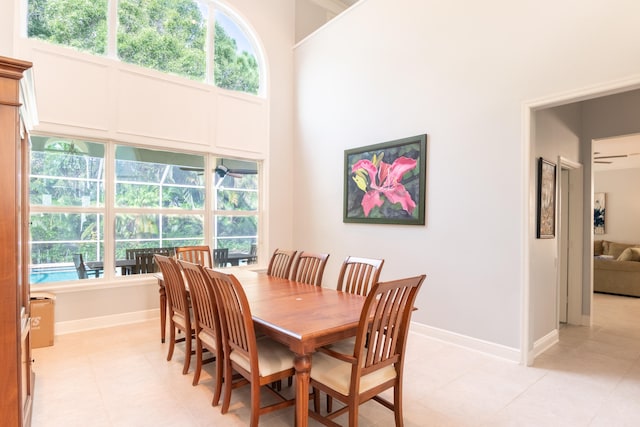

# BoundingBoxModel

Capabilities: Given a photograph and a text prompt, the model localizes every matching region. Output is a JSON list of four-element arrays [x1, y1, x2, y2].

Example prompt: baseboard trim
[[410, 322, 521, 363], [55, 309, 159, 335], [532, 328, 559, 359]]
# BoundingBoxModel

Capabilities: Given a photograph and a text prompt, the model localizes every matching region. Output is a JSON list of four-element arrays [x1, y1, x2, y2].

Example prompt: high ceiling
[[593, 133, 640, 171], [296, 0, 361, 42]]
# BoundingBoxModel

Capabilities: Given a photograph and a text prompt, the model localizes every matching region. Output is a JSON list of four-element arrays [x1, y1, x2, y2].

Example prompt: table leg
[[159, 284, 166, 343], [294, 353, 311, 427]]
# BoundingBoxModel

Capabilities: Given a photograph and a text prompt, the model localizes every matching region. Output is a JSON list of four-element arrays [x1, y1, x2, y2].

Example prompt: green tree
[[117, 0, 207, 81], [28, 0, 108, 54], [214, 22, 259, 94], [28, 0, 260, 94]]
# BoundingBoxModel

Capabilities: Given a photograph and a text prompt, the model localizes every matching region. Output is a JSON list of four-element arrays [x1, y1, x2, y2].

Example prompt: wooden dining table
[[155, 267, 365, 427]]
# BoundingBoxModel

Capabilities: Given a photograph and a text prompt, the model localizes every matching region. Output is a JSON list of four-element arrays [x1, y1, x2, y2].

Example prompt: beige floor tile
[[32, 293, 640, 426]]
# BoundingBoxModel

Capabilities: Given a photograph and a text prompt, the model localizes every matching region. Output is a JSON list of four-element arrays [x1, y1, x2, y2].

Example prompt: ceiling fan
[[179, 166, 205, 174], [179, 162, 258, 178], [593, 151, 640, 164], [214, 164, 257, 178]]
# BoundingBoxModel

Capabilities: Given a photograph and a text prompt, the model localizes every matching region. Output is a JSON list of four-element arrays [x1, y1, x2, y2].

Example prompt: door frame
[[557, 156, 583, 326], [522, 76, 640, 366]]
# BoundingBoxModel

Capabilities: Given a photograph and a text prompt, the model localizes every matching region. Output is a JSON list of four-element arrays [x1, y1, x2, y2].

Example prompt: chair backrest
[[155, 254, 190, 320], [135, 252, 158, 274], [72, 253, 88, 279], [204, 268, 258, 374], [248, 243, 257, 264], [175, 245, 212, 268], [127, 247, 175, 260], [213, 248, 229, 268], [178, 260, 222, 345], [266, 249, 297, 279], [290, 251, 330, 286], [336, 256, 384, 296], [352, 275, 425, 384]]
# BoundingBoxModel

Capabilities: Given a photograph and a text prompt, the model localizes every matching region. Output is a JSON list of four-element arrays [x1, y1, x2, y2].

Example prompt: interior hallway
[[31, 292, 640, 426]]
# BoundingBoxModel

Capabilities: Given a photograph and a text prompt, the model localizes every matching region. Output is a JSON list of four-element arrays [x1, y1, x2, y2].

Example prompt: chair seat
[[198, 330, 218, 351], [230, 336, 295, 376], [172, 312, 193, 328], [311, 350, 397, 396], [326, 337, 355, 354]]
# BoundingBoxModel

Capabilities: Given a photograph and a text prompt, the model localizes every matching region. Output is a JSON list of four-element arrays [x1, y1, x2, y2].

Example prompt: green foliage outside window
[[214, 22, 259, 94], [117, 0, 207, 81], [28, 0, 108, 55], [28, 0, 260, 94], [29, 136, 259, 284]]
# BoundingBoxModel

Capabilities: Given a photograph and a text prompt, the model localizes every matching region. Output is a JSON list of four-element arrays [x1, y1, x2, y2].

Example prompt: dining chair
[[155, 254, 195, 375], [266, 248, 297, 279], [72, 254, 100, 279], [337, 256, 385, 296], [175, 245, 213, 268], [309, 275, 426, 427], [126, 247, 175, 274], [133, 252, 157, 274], [204, 267, 296, 427], [290, 251, 330, 287], [177, 260, 224, 406], [248, 243, 258, 264], [213, 248, 229, 268], [323, 255, 386, 410]]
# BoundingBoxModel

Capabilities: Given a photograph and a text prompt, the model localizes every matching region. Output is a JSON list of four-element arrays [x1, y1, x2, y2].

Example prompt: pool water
[[30, 268, 79, 284]]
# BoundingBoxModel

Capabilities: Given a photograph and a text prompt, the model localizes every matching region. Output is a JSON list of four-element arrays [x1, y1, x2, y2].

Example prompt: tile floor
[[31, 293, 640, 426]]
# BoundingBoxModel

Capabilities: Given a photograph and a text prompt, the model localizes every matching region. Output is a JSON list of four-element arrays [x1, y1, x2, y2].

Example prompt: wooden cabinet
[[0, 56, 34, 427]]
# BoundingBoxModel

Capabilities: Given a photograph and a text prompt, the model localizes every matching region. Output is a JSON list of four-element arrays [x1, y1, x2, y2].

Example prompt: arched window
[[26, 0, 263, 96], [213, 9, 260, 95]]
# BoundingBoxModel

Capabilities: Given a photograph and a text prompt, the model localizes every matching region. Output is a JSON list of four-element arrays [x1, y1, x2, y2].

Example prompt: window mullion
[[108, 0, 118, 58], [103, 143, 115, 278]]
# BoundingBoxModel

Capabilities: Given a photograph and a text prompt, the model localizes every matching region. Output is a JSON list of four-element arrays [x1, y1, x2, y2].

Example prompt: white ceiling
[[593, 133, 640, 171]]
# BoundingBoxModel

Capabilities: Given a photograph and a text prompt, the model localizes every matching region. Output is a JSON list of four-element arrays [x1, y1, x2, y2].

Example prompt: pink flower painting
[[351, 152, 417, 217]]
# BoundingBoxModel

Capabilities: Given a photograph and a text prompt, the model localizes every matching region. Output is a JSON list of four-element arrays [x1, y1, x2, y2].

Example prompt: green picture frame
[[343, 134, 427, 225]]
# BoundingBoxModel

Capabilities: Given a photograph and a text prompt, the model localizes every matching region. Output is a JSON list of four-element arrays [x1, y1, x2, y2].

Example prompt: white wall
[[294, 0, 640, 357], [4, 0, 296, 330], [594, 168, 640, 244], [0, 0, 16, 55]]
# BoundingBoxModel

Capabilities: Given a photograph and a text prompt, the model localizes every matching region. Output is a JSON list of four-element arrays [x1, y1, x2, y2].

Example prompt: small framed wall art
[[594, 192, 606, 234], [536, 157, 557, 239]]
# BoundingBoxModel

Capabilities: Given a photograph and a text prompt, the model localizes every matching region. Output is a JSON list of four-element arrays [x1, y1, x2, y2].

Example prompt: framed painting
[[343, 134, 426, 225], [594, 192, 606, 234], [536, 157, 556, 239]]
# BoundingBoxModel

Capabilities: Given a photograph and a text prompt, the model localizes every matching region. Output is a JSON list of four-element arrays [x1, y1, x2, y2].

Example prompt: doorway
[[557, 158, 583, 326], [525, 82, 640, 365]]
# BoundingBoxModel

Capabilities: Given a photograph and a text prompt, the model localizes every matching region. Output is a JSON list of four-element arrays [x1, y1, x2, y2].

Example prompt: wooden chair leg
[[167, 322, 176, 361], [313, 387, 320, 413], [192, 340, 202, 385], [212, 354, 223, 406], [250, 382, 261, 427], [394, 384, 403, 426], [221, 359, 233, 414], [349, 400, 359, 427], [183, 331, 192, 374]]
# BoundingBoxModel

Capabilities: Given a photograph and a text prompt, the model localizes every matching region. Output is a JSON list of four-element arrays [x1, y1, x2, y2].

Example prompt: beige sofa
[[594, 240, 640, 297]]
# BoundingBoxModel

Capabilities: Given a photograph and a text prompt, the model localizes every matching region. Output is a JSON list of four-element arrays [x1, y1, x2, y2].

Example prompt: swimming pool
[[30, 266, 78, 284]]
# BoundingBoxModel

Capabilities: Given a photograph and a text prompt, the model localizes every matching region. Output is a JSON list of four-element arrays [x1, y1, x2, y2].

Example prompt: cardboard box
[[30, 292, 55, 348]]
